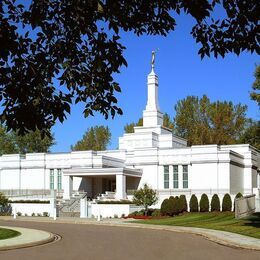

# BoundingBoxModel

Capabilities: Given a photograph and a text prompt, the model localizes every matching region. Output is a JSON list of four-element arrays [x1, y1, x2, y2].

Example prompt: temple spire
[[143, 51, 163, 127]]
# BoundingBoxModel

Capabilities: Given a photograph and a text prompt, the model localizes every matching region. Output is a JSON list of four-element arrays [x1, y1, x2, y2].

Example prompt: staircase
[[57, 192, 87, 217]]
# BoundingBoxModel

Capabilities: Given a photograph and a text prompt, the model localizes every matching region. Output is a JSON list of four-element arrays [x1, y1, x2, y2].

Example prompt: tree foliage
[[189, 194, 199, 212], [124, 114, 173, 133], [239, 119, 260, 150], [199, 193, 209, 212], [210, 194, 220, 211], [250, 65, 260, 107], [0, 125, 54, 155], [0, 0, 258, 134], [0, 192, 9, 208], [71, 126, 111, 151], [173, 95, 247, 146], [133, 184, 158, 216], [222, 193, 232, 212]]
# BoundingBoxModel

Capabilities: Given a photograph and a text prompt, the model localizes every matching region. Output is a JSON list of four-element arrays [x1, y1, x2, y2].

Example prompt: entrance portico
[[63, 167, 142, 200]]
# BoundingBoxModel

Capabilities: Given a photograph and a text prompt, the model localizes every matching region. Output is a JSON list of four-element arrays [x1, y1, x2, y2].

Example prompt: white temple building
[[0, 58, 259, 210]]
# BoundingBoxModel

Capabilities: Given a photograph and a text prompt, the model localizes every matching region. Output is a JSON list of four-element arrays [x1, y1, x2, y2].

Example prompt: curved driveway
[[0, 220, 260, 260]]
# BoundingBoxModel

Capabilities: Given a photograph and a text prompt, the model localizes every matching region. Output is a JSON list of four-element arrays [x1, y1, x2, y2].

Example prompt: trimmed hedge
[[189, 194, 198, 212], [160, 198, 170, 216], [9, 200, 50, 204], [180, 195, 188, 212], [199, 193, 209, 212], [210, 194, 220, 211], [222, 193, 232, 211], [97, 200, 134, 204]]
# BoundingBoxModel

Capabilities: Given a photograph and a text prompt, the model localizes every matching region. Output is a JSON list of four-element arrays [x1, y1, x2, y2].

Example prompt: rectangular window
[[50, 169, 54, 190], [57, 169, 62, 190], [183, 165, 188, 188], [173, 165, 179, 189], [164, 165, 169, 189]]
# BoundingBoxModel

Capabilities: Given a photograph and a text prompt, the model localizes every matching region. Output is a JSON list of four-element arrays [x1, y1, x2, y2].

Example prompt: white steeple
[[143, 51, 163, 127]]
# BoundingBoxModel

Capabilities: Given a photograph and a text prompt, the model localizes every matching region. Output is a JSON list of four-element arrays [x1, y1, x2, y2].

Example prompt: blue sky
[[51, 15, 259, 152]]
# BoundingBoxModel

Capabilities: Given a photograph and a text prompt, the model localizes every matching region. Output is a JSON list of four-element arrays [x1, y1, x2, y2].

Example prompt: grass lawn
[[136, 212, 260, 239], [0, 228, 21, 240]]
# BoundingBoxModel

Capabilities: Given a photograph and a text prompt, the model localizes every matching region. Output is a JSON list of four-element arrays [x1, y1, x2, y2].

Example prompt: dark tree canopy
[[71, 125, 111, 151], [0, 0, 259, 135]]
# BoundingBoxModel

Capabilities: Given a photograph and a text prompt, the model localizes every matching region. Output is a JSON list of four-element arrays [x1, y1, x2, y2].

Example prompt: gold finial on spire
[[151, 50, 155, 70]]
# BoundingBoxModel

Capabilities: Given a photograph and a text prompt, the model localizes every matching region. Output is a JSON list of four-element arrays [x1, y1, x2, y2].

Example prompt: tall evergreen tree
[[71, 126, 111, 151], [173, 95, 247, 146], [0, 125, 54, 155], [250, 65, 260, 107]]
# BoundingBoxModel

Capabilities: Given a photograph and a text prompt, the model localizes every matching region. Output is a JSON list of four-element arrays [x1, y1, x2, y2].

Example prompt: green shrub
[[189, 194, 198, 212], [233, 192, 243, 212], [97, 200, 134, 204], [31, 213, 35, 217], [151, 209, 161, 217], [17, 212, 22, 216], [199, 194, 209, 212], [168, 197, 176, 216], [160, 199, 170, 216], [0, 192, 9, 207], [179, 195, 188, 212], [43, 212, 49, 217], [210, 194, 220, 211], [222, 193, 232, 211], [9, 200, 50, 204]]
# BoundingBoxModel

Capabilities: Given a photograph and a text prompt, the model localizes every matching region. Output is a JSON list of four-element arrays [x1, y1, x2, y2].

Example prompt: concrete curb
[[0, 226, 56, 251]]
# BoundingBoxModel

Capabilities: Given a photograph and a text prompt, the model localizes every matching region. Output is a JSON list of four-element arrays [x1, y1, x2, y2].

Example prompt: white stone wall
[[11, 203, 51, 216]]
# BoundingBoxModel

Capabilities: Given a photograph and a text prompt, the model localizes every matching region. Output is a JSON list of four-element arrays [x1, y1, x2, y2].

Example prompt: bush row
[[9, 200, 50, 204], [160, 195, 188, 216], [161, 193, 242, 215]]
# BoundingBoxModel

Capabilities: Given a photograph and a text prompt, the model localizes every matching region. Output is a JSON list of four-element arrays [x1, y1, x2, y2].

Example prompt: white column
[[244, 168, 252, 194], [63, 175, 73, 200], [49, 190, 56, 218], [80, 198, 87, 218], [116, 174, 126, 200]]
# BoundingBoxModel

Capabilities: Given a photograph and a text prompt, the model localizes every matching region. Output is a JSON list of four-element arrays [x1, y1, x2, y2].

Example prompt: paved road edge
[[0, 226, 56, 251]]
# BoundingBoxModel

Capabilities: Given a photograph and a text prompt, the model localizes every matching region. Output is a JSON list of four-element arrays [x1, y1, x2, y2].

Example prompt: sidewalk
[[0, 225, 55, 250], [0, 216, 259, 251]]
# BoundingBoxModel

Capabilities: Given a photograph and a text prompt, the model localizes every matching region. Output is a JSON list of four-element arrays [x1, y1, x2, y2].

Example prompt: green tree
[[250, 65, 260, 107], [124, 118, 143, 133], [133, 184, 158, 216], [1, 1, 258, 135], [124, 114, 173, 133], [0, 125, 54, 155], [189, 194, 199, 212], [163, 113, 174, 130], [0, 192, 9, 208], [14, 129, 55, 154], [71, 126, 111, 151], [222, 194, 232, 212], [173, 95, 247, 146], [210, 194, 220, 212], [239, 119, 260, 150], [199, 193, 209, 212]]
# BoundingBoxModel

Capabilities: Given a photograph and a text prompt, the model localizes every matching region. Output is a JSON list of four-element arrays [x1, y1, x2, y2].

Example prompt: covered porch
[[63, 167, 142, 200]]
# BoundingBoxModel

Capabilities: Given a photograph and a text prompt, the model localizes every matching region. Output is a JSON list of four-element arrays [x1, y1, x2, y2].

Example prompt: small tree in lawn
[[0, 192, 9, 214], [0, 192, 8, 208], [133, 184, 158, 216]]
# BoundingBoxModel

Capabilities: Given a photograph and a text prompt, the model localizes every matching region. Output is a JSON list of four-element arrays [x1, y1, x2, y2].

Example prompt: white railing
[[0, 189, 51, 198]]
